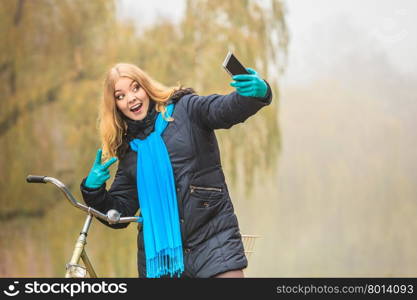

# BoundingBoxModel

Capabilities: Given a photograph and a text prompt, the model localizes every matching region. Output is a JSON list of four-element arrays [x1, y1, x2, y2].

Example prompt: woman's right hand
[[85, 149, 118, 189]]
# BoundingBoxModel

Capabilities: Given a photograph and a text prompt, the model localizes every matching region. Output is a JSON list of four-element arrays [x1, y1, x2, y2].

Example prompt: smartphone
[[222, 51, 249, 76]]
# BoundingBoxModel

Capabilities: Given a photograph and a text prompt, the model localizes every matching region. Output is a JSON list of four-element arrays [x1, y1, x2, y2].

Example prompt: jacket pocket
[[189, 185, 223, 205], [185, 184, 228, 244]]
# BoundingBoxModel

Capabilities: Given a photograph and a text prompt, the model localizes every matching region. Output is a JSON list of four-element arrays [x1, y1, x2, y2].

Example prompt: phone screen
[[224, 53, 249, 76]]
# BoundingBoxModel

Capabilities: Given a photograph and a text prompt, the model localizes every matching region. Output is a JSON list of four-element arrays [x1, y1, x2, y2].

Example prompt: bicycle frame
[[65, 214, 97, 278]]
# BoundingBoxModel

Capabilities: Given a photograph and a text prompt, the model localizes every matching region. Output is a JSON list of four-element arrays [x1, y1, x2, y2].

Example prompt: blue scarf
[[129, 104, 184, 278]]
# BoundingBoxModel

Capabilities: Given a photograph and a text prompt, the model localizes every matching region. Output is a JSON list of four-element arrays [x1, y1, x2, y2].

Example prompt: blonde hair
[[99, 63, 181, 159]]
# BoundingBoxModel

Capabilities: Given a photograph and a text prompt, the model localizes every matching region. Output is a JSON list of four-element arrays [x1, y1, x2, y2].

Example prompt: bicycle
[[26, 175, 259, 278]]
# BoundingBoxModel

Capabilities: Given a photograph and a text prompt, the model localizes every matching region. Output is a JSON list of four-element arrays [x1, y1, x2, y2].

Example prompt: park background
[[1, 0, 416, 277]]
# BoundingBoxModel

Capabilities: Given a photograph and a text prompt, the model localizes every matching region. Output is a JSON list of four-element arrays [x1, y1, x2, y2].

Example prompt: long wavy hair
[[99, 63, 189, 159]]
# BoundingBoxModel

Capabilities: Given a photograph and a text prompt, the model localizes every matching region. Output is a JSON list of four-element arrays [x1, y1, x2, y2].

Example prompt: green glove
[[85, 149, 118, 189], [230, 67, 268, 98]]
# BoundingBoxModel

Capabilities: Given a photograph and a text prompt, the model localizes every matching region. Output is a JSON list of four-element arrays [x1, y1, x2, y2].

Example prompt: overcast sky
[[117, 0, 417, 85]]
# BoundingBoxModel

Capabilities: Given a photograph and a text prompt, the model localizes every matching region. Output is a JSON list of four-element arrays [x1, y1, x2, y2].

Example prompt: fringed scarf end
[[146, 246, 184, 278]]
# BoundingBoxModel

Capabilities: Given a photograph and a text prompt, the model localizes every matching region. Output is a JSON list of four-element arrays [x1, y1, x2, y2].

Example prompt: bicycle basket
[[241, 234, 260, 259]]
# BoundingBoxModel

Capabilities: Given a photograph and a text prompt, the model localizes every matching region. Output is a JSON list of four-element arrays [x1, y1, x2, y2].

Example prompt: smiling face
[[114, 77, 150, 121]]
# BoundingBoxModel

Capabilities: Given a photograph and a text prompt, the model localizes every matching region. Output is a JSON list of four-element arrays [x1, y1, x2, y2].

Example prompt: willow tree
[[0, 0, 288, 277], [0, 0, 117, 219]]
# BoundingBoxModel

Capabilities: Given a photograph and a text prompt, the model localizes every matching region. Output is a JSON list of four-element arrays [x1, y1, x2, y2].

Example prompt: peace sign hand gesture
[[85, 149, 118, 189]]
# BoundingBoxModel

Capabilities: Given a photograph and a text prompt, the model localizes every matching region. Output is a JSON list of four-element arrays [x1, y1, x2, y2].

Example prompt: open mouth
[[130, 103, 143, 113]]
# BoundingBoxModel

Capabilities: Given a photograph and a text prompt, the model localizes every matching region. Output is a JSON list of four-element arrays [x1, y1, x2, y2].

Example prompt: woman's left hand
[[230, 68, 268, 98]]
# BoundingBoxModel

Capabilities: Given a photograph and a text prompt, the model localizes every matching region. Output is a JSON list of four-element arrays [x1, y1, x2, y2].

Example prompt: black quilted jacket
[[80, 85, 272, 277]]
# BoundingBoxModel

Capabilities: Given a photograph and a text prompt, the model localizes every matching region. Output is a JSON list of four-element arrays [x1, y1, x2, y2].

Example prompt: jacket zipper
[[189, 185, 222, 193]]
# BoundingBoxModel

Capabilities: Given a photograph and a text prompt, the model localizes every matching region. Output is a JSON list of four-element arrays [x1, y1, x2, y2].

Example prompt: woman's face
[[114, 77, 150, 121]]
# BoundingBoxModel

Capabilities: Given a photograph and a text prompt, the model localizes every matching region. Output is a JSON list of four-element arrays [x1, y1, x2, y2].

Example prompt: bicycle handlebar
[[26, 175, 140, 225], [26, 175, 48, 183]]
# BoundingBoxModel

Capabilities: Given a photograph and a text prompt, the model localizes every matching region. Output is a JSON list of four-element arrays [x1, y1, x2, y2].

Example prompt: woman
[[80, 62, 272, 278]]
